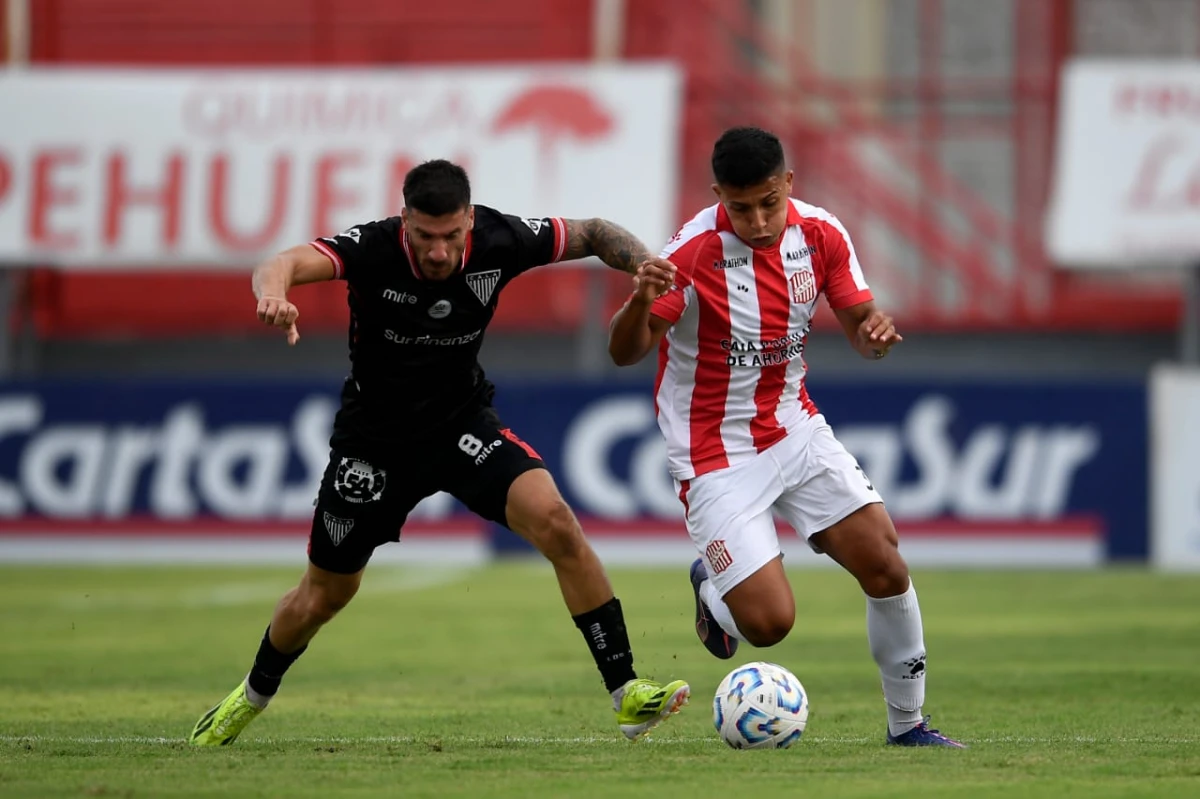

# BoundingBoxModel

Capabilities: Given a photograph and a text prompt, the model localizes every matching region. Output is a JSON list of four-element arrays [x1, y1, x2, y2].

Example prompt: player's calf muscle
[[519, 502, 585, 558]]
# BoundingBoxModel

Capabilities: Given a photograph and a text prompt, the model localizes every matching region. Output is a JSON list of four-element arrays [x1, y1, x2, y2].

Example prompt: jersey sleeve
[[309, 220, 389, 283], [500, 214, 569, 274], [650, 283, 689, 324], [818, 216, 873, 309], [648, 230, 710, 324]]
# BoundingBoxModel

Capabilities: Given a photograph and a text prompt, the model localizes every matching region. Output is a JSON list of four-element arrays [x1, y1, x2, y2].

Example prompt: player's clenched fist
[[632, 258, 677, 302], [857, 310, 902, 359], [257, 296, 301, 346]]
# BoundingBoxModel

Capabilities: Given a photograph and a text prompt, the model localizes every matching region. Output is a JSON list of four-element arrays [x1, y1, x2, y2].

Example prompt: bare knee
[[816, 507, 910, 598], [737, 606, 795, 648], [856, 549, 910, 598], [527, 500, 589, 564]]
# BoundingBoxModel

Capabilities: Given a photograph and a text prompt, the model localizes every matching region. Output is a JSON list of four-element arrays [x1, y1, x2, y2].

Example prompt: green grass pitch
[[1, 562, 1198, 798]]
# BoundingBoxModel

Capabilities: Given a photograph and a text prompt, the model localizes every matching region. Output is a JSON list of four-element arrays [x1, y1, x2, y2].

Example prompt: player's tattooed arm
[[561, 218, 654, 274]]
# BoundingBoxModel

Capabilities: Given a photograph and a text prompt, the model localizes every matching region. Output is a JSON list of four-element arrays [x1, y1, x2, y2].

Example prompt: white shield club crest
[[323, 512, 354, 546], [466, 270, 502, 306], [789, 269, 817, 304]]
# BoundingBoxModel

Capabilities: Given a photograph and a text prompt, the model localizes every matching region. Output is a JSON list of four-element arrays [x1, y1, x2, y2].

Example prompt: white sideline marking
[[1, 734, 1195, 746], [55, 567, 473, 610]]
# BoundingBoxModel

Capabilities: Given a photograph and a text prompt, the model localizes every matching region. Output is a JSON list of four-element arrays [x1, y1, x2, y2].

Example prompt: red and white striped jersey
[[651, 198, 872, 480]]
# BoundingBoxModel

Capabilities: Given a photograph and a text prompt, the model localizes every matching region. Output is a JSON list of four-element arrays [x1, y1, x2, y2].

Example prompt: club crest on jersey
[[466, 269, 501, 306], [706, 539, 734, 574], [333, 458, 386, 504], [428, 299, 452, 319], [789, 268, 817, 304], [323, 512, 354, 546]]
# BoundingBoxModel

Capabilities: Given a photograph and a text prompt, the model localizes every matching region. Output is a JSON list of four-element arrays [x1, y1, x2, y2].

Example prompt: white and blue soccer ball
[[713, 661, 809, 749]]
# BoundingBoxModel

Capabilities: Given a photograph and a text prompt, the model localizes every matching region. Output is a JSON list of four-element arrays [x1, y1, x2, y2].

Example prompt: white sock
[[700, 579, 748, 643], [243, 676, 272, 710], [866, 580, 926, 737], [611, 680, 634, 711]]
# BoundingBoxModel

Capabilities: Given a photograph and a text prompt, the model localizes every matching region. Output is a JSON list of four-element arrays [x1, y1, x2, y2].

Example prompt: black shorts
[[308, 406, 544, 574]]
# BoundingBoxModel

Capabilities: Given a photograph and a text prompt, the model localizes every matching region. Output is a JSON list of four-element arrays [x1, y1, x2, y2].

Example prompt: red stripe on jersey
[[309, 240, 344, 279], [551, 217, 567, 262], [678, 479, 691, 517], [500, 427, 542, 460], [650, 285, 687, 324], [688, 260, 733, 475], [798, 382, 818, 417], [653, 332, 670, 418], [401, 231, 421, 279], [654, 231, 715, 418], [749, 247, 791, 452], [460, 231, 473, 272]]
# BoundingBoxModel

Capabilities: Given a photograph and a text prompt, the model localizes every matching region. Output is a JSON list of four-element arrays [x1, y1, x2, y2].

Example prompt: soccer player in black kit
[[189, 160, 690, 745]]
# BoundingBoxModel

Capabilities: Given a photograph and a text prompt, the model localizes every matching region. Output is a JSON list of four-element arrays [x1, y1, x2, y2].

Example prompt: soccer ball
[[713, 661, 809, 749]]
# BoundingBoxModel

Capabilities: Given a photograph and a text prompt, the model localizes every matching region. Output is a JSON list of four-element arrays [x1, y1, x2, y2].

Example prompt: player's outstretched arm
[[834, 300, 904, 360], [251, 244, 337, 346], [608, 262, 676, 366], [560, 218, 658, 274]]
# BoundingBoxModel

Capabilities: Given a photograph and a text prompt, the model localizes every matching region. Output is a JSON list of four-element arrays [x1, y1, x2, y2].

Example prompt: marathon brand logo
[[784, 246, 813, 261], [713, 255, 750, 270]]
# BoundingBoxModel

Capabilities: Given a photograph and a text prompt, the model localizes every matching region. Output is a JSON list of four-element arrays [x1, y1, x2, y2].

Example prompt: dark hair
[[403, 159, 471, 216], [711, 127, 785, 188]]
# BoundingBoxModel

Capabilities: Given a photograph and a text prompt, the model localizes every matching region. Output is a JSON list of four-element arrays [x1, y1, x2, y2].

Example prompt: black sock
[[572, 597, 637, 693], [246, 626, 307, 698]]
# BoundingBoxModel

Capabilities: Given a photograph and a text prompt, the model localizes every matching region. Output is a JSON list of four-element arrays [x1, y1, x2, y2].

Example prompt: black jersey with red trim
[[309, 205, 569, 448]]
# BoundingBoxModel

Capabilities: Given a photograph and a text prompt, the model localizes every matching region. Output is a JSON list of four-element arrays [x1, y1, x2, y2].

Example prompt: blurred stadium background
[[1, 0, 1198, 571], [4, 3, 1200, 796]]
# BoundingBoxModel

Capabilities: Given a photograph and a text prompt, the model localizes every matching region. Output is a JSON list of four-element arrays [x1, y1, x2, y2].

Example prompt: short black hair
[[403, 159, 471, 216], [711, 127, 786, 188]]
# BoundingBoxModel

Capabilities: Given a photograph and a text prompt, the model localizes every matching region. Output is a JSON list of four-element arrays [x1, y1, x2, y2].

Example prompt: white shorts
[[675, 414, 882, 596]]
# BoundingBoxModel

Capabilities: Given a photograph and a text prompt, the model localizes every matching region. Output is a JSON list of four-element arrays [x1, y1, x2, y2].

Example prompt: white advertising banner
[[1046, 60, 1200, 268], [0, 65, 681, 268], [1150, 365, 1200, 571]]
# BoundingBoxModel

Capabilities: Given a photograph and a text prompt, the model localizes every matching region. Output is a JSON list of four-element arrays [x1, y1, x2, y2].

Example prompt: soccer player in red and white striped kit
[[608, 126, 964, 747]]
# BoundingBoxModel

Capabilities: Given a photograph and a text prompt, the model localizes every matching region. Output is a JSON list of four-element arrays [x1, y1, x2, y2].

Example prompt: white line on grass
[[55, 567, 474, 610], [2, 734, 1196, 746]]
